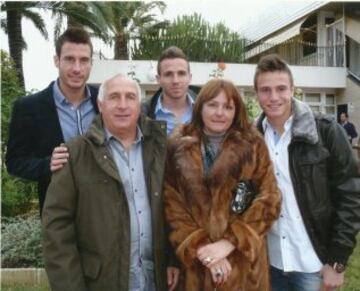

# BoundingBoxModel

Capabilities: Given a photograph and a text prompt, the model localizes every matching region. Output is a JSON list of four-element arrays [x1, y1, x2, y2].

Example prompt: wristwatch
[[333, 262, 346, 273]]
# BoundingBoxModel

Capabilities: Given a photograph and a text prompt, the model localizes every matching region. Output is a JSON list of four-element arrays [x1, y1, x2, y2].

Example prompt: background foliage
[[1, 215, 44, 268], [132, 13, 245, 63], [1, 50, 37, 217]]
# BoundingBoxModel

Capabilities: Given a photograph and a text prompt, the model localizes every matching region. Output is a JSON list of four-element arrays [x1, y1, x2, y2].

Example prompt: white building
[[244, 1, 360, 131], [89, 2, 359, 134]]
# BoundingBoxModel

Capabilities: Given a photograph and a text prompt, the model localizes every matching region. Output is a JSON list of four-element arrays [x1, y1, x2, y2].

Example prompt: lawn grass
[[1, 285, 50, 291], [341, 234, 360, 291]]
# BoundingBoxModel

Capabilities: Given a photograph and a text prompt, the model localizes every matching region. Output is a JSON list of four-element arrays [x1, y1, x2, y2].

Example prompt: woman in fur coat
[[164, 79, 281, 291]]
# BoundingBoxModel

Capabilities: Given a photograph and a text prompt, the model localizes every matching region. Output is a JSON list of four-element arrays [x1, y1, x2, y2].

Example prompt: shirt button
[[138, 210, 142, 214], [131, 168, 135, 172], [275, 152, 279, 155], [280, 214, 284, 218], [134, 189, 138, 193], [282, 236, 286, 239], [103, 155, 107, 159], [154, 191, 159, 197], [141, 233, 144, 237], [276, 172, 280, 176]]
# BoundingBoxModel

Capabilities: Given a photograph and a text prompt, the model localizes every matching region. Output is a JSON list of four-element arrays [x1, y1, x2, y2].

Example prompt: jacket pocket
[[80, 249, 102, 280]]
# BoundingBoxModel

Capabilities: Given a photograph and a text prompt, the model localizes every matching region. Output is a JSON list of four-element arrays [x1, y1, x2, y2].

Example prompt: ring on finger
[[203, 256, 212, 264], [215, 267, 223, 277]]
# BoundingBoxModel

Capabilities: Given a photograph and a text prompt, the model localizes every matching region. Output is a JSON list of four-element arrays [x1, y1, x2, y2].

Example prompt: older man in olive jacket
[[42, 75, 177, 291]]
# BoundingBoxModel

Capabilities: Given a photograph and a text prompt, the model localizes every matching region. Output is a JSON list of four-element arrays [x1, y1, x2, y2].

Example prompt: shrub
[[1, 50, 25, 154], [244, 94, 261, 121], [1, 49, 38, 217], [1, 214, 44, 268], [2, 170, 37, 217]]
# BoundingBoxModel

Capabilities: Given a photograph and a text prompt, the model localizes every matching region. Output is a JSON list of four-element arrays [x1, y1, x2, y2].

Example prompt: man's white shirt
[[263, 116, 323, 272]]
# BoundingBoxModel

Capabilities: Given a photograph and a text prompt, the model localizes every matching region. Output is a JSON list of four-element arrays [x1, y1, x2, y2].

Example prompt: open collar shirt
[[53, 79, 96, 142], [263, 116, 323, 273], [154, 93, 194, 135], [105, 127, 155, 291]]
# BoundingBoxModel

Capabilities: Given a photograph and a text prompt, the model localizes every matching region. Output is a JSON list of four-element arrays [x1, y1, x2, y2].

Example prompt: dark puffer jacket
[[257, 98, 360, 267]]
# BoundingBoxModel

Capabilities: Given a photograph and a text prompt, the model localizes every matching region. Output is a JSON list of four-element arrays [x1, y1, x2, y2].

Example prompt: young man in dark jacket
[[5, 28, 98, 214], [255, 54, 360, 291], [141, 46, 196, 135]]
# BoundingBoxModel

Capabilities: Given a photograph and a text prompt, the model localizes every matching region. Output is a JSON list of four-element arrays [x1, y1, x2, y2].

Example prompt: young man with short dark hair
[[142, 46, 196, 135], [255, 54, 360, 291], [6, 27, 98, 214]]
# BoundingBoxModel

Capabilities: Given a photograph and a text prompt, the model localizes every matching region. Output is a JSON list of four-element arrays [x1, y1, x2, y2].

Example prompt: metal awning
[[245, 16, 308, 59]]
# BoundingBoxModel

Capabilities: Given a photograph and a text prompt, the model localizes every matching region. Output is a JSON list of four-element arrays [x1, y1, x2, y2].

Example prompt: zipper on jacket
[[288, 142, 324, 261]]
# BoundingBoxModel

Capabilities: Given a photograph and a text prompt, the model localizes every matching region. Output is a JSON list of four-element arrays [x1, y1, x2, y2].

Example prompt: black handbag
[[231, 181, 256, 214]]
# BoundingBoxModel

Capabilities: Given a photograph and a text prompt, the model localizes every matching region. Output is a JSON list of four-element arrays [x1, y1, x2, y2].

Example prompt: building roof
[[244, 1, 328, 42]]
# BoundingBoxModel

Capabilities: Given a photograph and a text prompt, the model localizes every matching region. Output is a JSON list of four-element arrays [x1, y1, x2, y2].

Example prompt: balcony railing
[[244, 39, 345, 67]]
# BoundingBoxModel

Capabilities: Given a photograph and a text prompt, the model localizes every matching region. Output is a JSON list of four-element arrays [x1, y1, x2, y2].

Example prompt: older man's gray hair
[[97, 74, 142, 101]]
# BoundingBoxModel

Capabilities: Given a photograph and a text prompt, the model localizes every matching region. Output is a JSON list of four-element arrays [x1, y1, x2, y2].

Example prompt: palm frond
[[22, 9, 48, 40], [1, 18, 8, 34]]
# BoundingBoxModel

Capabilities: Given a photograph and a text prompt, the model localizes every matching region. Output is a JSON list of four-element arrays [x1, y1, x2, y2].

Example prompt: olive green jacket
[[42, 114, 168, 291]]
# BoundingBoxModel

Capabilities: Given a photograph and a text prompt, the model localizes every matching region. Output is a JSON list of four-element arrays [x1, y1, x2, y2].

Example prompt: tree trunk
[[6, 9, 25, 90], [114, 32, 128, 60]]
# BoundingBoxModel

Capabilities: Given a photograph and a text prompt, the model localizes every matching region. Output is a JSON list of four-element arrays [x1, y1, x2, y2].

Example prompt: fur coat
[[164, 125, 281, 291]]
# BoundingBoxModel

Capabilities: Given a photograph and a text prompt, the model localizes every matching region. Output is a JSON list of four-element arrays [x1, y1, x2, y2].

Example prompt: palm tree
[[1, 1, 48, 89], [50, 2, 111, 42], [107, 1, 168, 60], [1, 2, 111, 89]]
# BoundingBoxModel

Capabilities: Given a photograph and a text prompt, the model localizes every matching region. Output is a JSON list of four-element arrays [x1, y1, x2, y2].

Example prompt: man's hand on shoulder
[[50, 144, 69, 172]]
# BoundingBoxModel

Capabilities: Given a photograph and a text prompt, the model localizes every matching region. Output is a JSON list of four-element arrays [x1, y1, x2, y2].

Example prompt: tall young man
[[142, 46, 196, 135], [6, 28, 98, 214], [255, 54, 360, 291]]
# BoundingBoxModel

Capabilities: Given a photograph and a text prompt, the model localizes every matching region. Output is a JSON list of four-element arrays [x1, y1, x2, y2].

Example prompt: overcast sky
[[1, 0, 309, 91]]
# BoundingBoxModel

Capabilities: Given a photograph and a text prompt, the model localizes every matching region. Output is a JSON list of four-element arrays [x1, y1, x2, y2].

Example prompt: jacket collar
[[257, 98, 318, 144], [146, 87, 197, 118]]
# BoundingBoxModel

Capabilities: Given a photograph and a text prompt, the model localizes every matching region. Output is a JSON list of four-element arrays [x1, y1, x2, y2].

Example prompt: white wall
[[88, 60, 347, 89]]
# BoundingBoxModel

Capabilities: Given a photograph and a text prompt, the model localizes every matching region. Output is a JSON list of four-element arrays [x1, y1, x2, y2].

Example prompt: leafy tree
[[106, 1, 168, 59], [132, 13, 246, 63], [1, 50, 37, 217], [1, 2, 111, 89], [1, 1, 48, 89], [50, 1, 111, 42], [1, 50, 25, 156]]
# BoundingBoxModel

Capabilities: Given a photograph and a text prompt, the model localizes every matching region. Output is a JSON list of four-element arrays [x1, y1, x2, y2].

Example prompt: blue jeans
[[270, 266, 322, 291]]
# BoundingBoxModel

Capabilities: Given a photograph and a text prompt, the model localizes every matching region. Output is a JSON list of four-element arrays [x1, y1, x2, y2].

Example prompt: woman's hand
[[197, 239, 235, 267], [210, 258, 232, 285]]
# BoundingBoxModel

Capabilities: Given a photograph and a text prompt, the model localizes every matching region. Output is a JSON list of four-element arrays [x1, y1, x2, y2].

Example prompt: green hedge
[[1, 215, 44, 268], [2, 170, 37, 217]]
